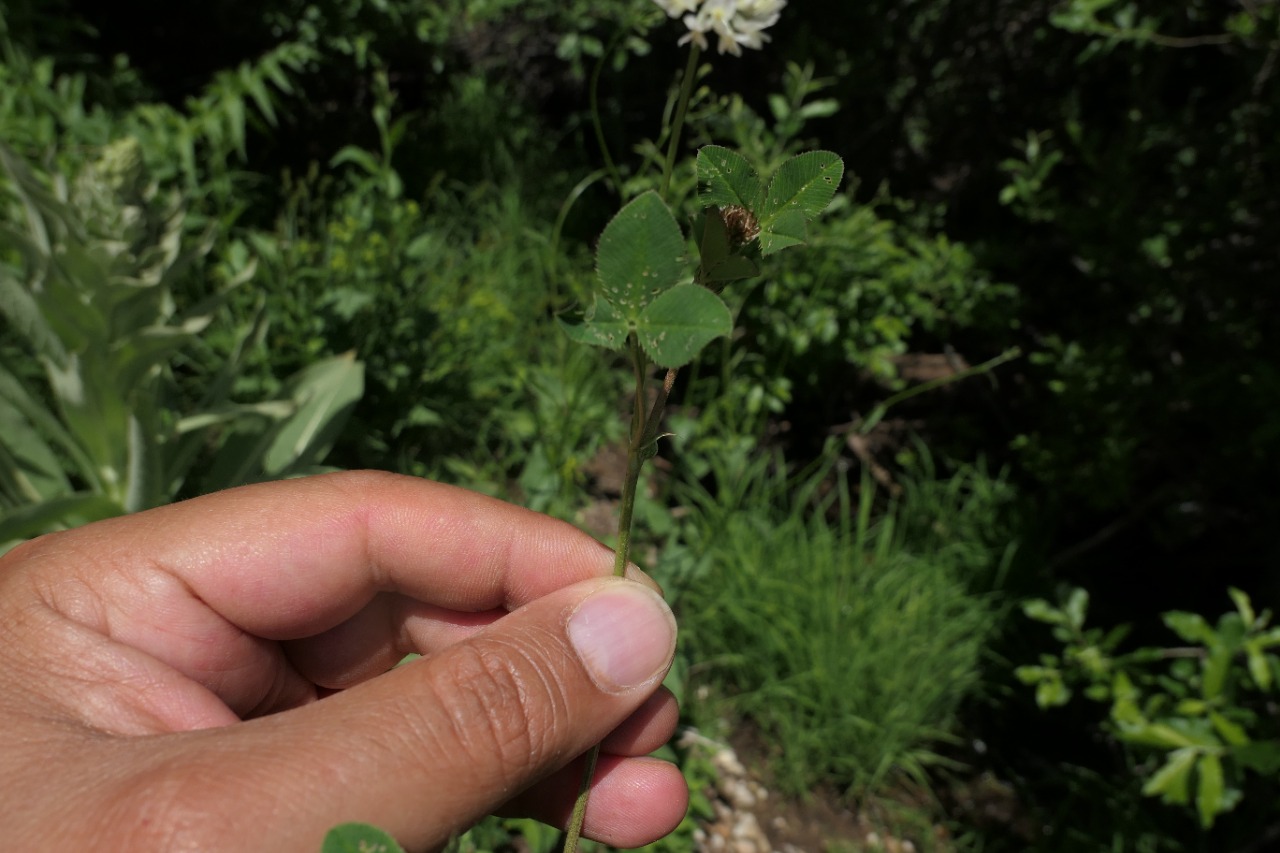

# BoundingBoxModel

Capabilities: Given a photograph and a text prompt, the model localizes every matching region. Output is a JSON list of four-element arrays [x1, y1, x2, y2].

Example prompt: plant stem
[[564, 42, 699, 853], [563, 338, 653, 853], [660, 44, 701, 199]]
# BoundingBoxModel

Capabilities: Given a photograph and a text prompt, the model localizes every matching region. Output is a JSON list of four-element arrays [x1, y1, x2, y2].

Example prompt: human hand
[[0, 471, 686, 851]]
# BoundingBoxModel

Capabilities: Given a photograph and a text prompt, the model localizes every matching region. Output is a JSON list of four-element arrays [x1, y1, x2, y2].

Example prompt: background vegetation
[[2, 0, 1277, 850]]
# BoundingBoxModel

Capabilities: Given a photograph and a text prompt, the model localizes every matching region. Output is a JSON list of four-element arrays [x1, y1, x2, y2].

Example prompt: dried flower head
[[719, 205, 761, 248], [652, 0, 787, 56]]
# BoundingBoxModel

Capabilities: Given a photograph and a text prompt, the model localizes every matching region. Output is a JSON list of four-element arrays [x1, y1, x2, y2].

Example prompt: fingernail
[[623, 563, 665, 597], [567, 582, 676, 693]]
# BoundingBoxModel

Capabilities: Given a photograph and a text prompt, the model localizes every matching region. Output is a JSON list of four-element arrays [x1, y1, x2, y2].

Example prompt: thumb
[[170, 577, 679, 851]]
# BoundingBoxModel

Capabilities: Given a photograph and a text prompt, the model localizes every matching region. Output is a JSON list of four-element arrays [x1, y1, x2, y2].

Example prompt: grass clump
[[675, 453, 1007, 799]]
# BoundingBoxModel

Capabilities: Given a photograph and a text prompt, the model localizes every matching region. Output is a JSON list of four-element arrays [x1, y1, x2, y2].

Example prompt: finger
[[501, 754, 689, 849], [599, 687, 680, 756], [12, 472, 660, 714], [95, 577, 680, 852]]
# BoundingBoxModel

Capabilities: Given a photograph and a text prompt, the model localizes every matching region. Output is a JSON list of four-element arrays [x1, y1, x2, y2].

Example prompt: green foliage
[[1017, 587, 1280, 828], [0, 141, 362, 547], [321, 823, 406, 853], [670, 446, 1006, 798]]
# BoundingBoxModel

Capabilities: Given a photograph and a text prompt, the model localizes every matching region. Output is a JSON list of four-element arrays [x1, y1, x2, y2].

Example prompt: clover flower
[[652, 0, 786, 56]]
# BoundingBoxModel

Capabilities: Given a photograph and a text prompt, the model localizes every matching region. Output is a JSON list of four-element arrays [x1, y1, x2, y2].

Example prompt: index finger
[[14, 471, 629, 639]]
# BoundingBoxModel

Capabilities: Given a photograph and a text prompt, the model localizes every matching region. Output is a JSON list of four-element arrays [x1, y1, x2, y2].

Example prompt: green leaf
[[636, 284, 732, 369], [595, 191, 685, 318], [1229, 587, 1257, 627], [759, 207, 808, 257], [1244, 640, 1273, 690], [1234, 740, 1280, 774], [696, 146, 762, 210], [558, 298, 629, 351], [1164, 610, 1211, 644], [759, 150, 844, 226], [695, 209, 761, 285], [1021, 598, 1066, 625], [1142, 747, 1196, 805], [263, 352, 364, 476], [1195, 753, 1225, 827], [0, 491, 123, 545], [1064, 587, 1089, 630], [321, 823, 407, 853], [1209, 711, 1249, 747]]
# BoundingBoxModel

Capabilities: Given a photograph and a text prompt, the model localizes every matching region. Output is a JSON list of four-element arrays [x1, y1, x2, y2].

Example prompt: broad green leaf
[[636, 284, 732, 369], [760, 150, 844, 225], [558, 298, 629, 351], [696, 146, 762, 210], [595, 191, 685, 317], [320, 823, 407, 853], [1195, 753, 1225, 827], [1142, 747, 1196, 804], [263, 352, 364, 476]]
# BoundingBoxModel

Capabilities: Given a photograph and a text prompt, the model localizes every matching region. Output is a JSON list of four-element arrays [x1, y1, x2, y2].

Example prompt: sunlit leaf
[[321, 823, 407, 853]]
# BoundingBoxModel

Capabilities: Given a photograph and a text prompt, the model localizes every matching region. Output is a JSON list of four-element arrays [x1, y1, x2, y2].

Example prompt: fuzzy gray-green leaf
[[595, 191, 685, 317]]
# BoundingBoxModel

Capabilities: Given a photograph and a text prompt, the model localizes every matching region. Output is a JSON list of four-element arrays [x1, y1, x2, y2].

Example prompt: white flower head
[[652, 0, 786, 56]]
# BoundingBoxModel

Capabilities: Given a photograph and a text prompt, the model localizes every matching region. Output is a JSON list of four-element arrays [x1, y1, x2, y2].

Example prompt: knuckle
[[418, 635, 572, 776]]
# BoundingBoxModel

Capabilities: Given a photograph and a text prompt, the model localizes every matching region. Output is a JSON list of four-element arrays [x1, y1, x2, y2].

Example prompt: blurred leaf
[[1195, 753, 1225, 827], [1229, 587, 1256, 627], [320, 823, 406, 853], [263, 352, 364, 475], [1234, 741, 1280, 774], [1142, 747, 1196, 805], [0, 492, 122, 544]]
